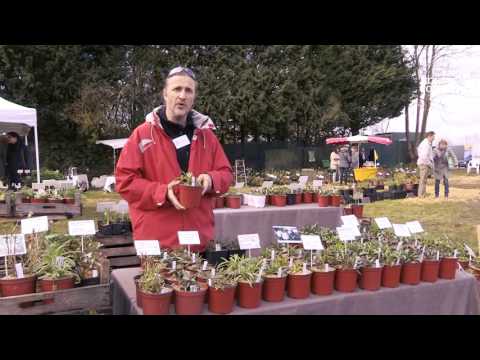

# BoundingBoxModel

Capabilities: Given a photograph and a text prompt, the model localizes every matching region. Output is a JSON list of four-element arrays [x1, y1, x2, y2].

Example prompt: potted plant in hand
[[287, 259, 312, 299], [176, 172, 203, 209], [137, 258, 173, 315], [262, 255, 288, 302], [225, 187, 242, 209], [207, 271, 237, 314], [382, 245, 402, 288], [400, 244, 422, 285], [173, 271, 208, 315]]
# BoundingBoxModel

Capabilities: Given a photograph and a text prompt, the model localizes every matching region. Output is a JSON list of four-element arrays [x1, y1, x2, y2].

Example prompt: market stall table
[[111, 267, 480, 315]]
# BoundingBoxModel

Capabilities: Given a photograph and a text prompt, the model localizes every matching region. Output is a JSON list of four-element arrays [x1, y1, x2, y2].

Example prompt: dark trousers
[[435, 176, 449, 198], [339, 167, 349, 184]]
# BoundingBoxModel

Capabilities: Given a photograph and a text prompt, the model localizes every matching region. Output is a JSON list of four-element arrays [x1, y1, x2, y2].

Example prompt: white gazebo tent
[[0, 97, 41, 183], [96, 138, 128, 173]]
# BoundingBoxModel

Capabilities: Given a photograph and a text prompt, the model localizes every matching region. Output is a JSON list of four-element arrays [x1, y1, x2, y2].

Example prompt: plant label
[[163, 252, 168, 260], [92, 269, 98, 278], [237, 234, 261, 250], [96, 202, 116, 213], [392, 224, 411, 238], [202, 261, 208, 271], [406, 221, 424, 234], [277, 267, 282, 277], [134, 241, 161, 256], [68, 220, 96, 236], [208, 278, 212, 287], [353, 257, 359, 269], [271, 250, 275, 262], [312, 180, 323, 188], [375, 259, 380, 268], [465, 244, 476, 257], [273, 226, 302, 244], [454, 250, 458, 258], [375, 217, 392, 229], [211, 268, 216, 278], [436, 251, 440, 261], [172, 261, 176, 270], [0, 234, 26, 256], [192, 253, 196, 262], [172, 134, 190, 149], [302, 263, 307, 273], [21, 216, 49, 235], [325, 264, 329, 272], [336, 227, 358, 242], [341, 215, 360, 228], [56, 256, 65, 267], [15, 263, 24, 278], [215, 243, 222, 251], [289, 257, 293, 268], [177, 231, 200, 245], [301, 235, 324, 250], [396, 241, 403, 251]]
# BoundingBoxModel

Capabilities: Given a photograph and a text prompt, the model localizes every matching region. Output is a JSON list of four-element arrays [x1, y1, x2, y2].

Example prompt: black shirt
[[157, 108, 195, 173]]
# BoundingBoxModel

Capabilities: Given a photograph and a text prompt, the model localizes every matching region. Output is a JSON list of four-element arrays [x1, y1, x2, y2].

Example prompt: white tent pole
[[34, 125, 41, 184], [113, 148, 116, 174], [25, 135, 28, 146]]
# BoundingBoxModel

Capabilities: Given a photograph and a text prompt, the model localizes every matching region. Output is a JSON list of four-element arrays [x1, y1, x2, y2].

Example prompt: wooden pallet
[[14, 192, 82, 218], [96, 233, 140, 270], [0, 192, 14, 217]]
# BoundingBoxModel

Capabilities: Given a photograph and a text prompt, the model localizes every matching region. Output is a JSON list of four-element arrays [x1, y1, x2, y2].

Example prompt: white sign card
[[15, 263, 24, 278], [237, 234, 261, 250], [336, 227, 358, 242], [177, 231, 201, 245], [96, 202, 117, 213], [312, 180, 323, 188], [21, 216, 49, 235], [0, 234, 27, 256], [301, 235, 324, 250], [341, 215, 360, 228], [272, 226, 302, 244], [392, 224, 411, 238], [375, 217, 392, 229], [298, 176, 309, 185], [134, 240, 161, 256], [406, 221, 424, 234], [68, 220, 96, 236]]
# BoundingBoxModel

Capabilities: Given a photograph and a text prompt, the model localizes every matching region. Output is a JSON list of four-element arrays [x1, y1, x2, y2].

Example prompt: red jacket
[[115, 107, 233, 252]]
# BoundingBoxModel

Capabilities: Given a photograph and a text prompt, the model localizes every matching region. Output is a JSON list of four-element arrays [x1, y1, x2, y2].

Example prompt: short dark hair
[[426, 131, 435, 137], [7, 132, 19, 139]]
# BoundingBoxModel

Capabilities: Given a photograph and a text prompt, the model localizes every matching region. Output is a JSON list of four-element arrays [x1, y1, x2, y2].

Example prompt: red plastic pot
[[311, 268, 335, 295], [22, 197, 32, 203], [177, 184, 203, 209], [459, 260, 469, 270], [270, 195, 287, 207], [63, 198, 75, 204], [312, 193, 319, 203], [139, 289, 173, 315], [266, 194, 272, 205], [382, 265, 401, 288], [48, 199, 64, 204], [174, 283, 207, 315], [439, 257, 457, 279], [287, 273, 312, 299], [421, 259, 440, 282], [208, 285, 236, 314], [215, 197, 225, 209], [343, 207, 353, 215], [302, 192, 313, 203], [401, 262, 421, 285], [295, 193, 302, 204], [330, 195, 342, 207], [225, 195, 242, 209], [39, 276, 75, 304], [359, 266, 382, 291], [237, 281, 263, 308], [351, 204, 364, 218], [262, 276, 287, 302], [196, 276, 209, 304], [335, 268, 358, 292], [318, 195, 330, 207], [0, 275, 37, 297], [31, 198, 47, 204]]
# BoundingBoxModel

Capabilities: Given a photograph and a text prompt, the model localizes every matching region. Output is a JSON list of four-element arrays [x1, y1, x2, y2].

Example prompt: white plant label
[[341, 215, 360, 228], [301, 235, 324, 250], [289, 257, 293, 268], [396, 241, 403, 251], [375, 217, 392, 229], [68, 220, 96, 236], [177, 231, 200, 245], [454, 250, 458, 258], [302, 263, 307, 273], [312, 180, 323, 188], [406, 221, 424, 234], [436, 251, 440, 261], [208, 279, 212, 287], [465, 244, 476, 257], [277, 267, 282, 277], [211, 268, 216, 278], [375, 259, 380, 268], [298, 176, 309, 185], [92, 269, 98, 278], [56, 256, 65, 267], [0, 234, 27, 256], [134, 241, 161, 256], [237, 234, 261, 250], [202, 261, 208, 271], [271, 250, 275, 262], [192, 253, 196, 263], [336, 227, 358, 242], [15, 263, 24, 278], [392, 224, 411, 238], [325, 264, 329, 272], [215, 244, 222, 251], [163, 252, 168, 260], [21, 216, 49, 235], [172, 261, 176, 270]]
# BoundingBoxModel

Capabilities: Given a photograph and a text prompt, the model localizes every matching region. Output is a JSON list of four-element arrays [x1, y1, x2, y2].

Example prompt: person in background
[[416, 131, 436, 197], [0, 135, 8, 185], [330, 147, 340, 182], [351, 145, 360, 169], [359, 147, 367, 167], [338, 146, 351, 185], [6, 132, 31, 190], [433, 139, 458, 199]]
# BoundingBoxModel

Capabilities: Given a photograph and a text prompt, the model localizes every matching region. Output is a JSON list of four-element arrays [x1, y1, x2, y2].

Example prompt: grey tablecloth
[[213, 204, 343, 250], [111, 267, 480, 315]]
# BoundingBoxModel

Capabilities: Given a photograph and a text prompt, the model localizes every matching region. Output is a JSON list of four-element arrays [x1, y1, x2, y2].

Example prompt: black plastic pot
[[98, 224, 113, 236], [376, 185, 385, 190], [111, 223, 125, 235], [81, 277, 100, 286], [122, 221, 132, 233], [286, 193, 296, 205], [228, 249, 246, 258], [205, 250, 229, 266], [376, 192, 384, 201], [383, 191, 393, 200]]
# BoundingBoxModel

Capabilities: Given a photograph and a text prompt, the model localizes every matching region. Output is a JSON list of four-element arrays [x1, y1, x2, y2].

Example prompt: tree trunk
[[414, 46, 423, 148], [405, 105, 416, 162], [420, 46, 436, 138]]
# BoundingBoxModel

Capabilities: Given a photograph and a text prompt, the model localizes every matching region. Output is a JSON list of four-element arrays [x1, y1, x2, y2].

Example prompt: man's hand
[[197, 174, 212, 195], [167, 179, 186, 210]]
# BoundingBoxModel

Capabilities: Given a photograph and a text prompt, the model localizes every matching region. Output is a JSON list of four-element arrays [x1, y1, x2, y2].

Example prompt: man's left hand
[[197, 174, 212, 195]]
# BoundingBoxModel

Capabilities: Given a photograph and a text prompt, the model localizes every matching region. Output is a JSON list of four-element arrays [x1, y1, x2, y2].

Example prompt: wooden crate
[[0, 191, 14, 217], [96, 233, 140, 270], [15, 192, 82, 218]]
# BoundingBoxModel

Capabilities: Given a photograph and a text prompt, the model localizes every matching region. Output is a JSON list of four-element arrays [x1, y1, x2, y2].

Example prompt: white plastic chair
[[467, 158, 480, 175]]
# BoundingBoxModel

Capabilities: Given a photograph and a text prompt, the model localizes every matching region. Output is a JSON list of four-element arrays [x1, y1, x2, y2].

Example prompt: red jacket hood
[[145, 105, 216, 130]]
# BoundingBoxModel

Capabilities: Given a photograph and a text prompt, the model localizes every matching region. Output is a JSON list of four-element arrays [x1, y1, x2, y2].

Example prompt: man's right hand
[[167, 180, 186, 211]]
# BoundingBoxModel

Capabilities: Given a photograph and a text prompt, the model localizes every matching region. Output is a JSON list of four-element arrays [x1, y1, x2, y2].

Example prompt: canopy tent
[[326, 135, 393, 146], [96, 138, 128, 173], [0, 97, 41, 183]]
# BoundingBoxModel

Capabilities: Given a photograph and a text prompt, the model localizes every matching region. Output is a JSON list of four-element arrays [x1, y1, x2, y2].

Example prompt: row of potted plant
[[18, 187, 78, 204]]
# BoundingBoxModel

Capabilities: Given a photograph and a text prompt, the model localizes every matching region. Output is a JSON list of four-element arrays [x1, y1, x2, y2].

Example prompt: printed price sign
[[21, 216, 49, 235], [134, 241, 161, 256], [0, 234, 27, 256], [237, 234, 261, 250], [272, 226, 302, 244], [375, 217, 392, 229], [392, 224, 411, 238], [301, 235, 324, 250], [341, 215, 360, 228], [178, 231, 201, 245], [406, 221, 424, 234], [68, 220, 96, 236]]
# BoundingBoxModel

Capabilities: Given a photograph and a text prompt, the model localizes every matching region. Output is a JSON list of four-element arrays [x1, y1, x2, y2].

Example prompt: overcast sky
[[365, 45, 480, 147]]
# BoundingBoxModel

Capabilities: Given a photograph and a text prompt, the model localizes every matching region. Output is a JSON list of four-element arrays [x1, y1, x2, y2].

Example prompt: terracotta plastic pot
[[48, 199, 64, 204], [139, 289, 173, 315], [335, 268, 358, 292], [174, 283, 207, 315], [439, 257, 457, 279], [459, 260, 469, 270], [359, 267, 382, 291], [196, 276, 209, 304], [215, 197, 225, 209], [237, 281, 263, 308], [270, 195, 287, 207], [22, 197, 32, 203], [312, 193, 319, 203], [351, 204, 364, 218], [295, 193, 302, 204], [63, 198, 75, 204], [31, 198, 47, 204], [401, 262, 421, 285], [287, 273, 312, 299], [302, 192, 313, 203], [0, 275, 37, 308], [330, 195, 342, 207], [208, 285, 236, 314], [421, 259, 440, 282], [39, 276, 75, 304], [311, 269, 335, 295], [225, 195, 241, 209], [382, 265, 401, 288], [262, 276, 287, 302], [177, 184, 203, 209], [343, 207, 353, 215], [318, 195, 330, 207]]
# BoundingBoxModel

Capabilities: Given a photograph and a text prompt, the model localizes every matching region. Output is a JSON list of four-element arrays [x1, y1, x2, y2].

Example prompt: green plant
[[264, 255, 289, 277], [218, 254, 263, 286], [269, 185, 289, 196], [288, 259, 309, 274], [179, 172, 198, 186], [138, 258, 171, 294], [174, 270, 203, 292], [20, 187, 34, 198], [33, 191, 48, 200], [382, 245, 402, 266], [35, 241, 80, 283], [63, 188, 76, 198]]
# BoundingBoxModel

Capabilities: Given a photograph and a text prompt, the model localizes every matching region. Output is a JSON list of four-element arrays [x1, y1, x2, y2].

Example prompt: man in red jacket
[[115, 67, 233, 251]]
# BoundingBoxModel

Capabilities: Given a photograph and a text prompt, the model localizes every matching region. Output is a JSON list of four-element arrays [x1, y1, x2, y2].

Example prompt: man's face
[[7, 135, 17, 144], [428, 134, 435, 143], [163, 75, 196, 120]]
